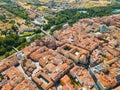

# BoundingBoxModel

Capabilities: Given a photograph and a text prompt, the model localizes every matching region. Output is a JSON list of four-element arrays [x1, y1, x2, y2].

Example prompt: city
[[0, 0, 120, 90]]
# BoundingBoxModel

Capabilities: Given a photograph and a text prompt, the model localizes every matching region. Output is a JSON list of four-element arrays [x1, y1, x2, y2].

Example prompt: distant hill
[[11, 0, 76, 3], [8, 0, 120, 8]]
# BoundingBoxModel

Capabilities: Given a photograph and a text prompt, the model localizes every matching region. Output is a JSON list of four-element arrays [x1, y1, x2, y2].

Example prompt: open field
[[0, 22, 12, 30], [20, 32, 34, 37], [14, 0, 113, 8]]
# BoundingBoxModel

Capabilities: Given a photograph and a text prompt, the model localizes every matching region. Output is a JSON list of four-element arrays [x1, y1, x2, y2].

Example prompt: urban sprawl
[[0, 14, 120, 90]]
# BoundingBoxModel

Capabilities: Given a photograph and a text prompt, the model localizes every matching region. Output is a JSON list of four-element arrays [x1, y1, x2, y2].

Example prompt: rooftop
[[0, 54, 19, 73], [1, 13, 120, 90]]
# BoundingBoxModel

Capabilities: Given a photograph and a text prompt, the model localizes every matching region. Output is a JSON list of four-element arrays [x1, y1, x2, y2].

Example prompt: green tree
[[0, 47, 6, 55], [12, 25, 18, 32]]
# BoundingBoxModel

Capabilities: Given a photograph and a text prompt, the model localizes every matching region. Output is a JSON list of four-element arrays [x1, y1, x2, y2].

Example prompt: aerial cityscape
[[0, 0, 120, 90]]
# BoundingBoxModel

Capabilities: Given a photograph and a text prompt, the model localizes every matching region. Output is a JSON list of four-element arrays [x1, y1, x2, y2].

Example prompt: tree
[[3, 37, 15, 46], [1, 31, 6, 36], [12, 25, 18, 32], [5, 52, 9, 58], [9, 20, 15, 24], [0, 47, 6, 55]]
